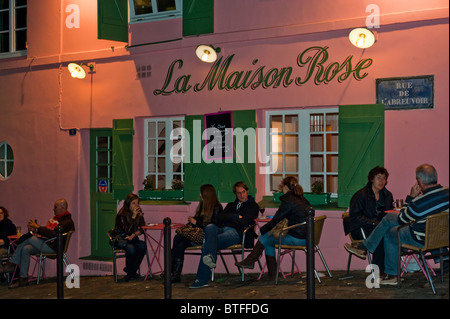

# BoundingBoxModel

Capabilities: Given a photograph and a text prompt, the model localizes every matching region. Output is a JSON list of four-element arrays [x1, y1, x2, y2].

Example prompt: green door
[[337, 104, 385, 208], [90, 129, 116, 257]]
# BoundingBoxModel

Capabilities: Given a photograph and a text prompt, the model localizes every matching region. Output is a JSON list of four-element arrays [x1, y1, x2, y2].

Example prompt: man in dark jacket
[[4, 198, 75, 288], [189, 182, 259, 288]]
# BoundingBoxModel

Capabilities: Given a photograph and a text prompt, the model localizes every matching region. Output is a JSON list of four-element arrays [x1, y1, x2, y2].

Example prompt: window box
[[138, 189, 183, 201], [273, 192, 331, 206]]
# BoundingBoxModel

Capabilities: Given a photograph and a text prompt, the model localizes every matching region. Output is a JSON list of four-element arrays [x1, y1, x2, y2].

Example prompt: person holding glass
[[344, 166, 394, 274], [114, 193, 147, 282]]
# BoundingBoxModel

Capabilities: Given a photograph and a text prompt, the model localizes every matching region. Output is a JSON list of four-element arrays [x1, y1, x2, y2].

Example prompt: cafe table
[[141, 222, 184, 280]]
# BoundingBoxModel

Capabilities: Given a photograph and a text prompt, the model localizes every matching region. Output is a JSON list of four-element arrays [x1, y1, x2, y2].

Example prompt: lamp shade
[[349, 28, 376, 49], [196, 45, 218, 63], [68, 63, 86, 79]]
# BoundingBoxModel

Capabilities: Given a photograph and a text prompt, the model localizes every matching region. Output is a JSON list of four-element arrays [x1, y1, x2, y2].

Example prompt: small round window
[[0, 142, 14, 180]]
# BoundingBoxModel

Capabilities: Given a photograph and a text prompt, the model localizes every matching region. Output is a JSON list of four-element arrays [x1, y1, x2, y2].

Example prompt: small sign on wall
[[376, 75, 434, 110], [204, 111, 233, 161]]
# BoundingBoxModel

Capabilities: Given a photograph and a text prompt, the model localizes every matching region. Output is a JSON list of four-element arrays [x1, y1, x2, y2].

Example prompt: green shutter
[[98, 0, 128, 42], [184, 110, 256, 203], [183, 0, 214, 36], [337, 104, 385, 208], [112, 119, 134, 200]]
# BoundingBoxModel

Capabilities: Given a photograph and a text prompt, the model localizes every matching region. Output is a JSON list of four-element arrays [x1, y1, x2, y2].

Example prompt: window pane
[[271, 174, 283, 192], [0, 0, 9, 10], [311, 155, 323, 172], [310, 134, 323, 152], [285, 115, 298, 133], [273, 155, 283, 173], [158, 140, 165, 155], [285, 155, 298, 172], [148, 140, 156, 155], [97, 137, 108, 148], [148, 121, 156, 137], [98, 151, 108, 164], [310, 114, 323, 132], [98, 166, 108, 179], [157, 121, 166, 138], [270, 115, 282, 132], [326, 154, 338, 172], [327, 175, 338, 193], [15, 0, 26, 6], [148, 157, 156, 173], [158, 158, 166, 173], [285, 135, 298, 152], [0, 11, 9, 31], [134, 0, 153, 15], [15, 7, 26, 28], [6, 143, 13, 159], [0, 33, 8, 52], [326, 133, 338, 152], [326, 113, 338, 131], [157, 0, 176, 11]]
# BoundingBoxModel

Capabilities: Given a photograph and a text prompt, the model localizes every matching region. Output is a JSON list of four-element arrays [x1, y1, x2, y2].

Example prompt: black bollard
[[163, 217, 172, 299], [306, 206, 315, 299], [56, 225, 64, 299]]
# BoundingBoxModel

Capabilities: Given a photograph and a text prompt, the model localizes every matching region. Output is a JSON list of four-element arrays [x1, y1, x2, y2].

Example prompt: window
[[0, 0, 26, 57], [266, 108, 339, 195], [0, 142, 14, 180], [129, 0, 182, 23], [144, 117, 184, 189]]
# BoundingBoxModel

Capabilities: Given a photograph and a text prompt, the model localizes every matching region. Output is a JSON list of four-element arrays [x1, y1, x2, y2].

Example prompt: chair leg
[[113, 254, 118, 283], [419, 250, 436, 295], [316, 245, 332, 278]]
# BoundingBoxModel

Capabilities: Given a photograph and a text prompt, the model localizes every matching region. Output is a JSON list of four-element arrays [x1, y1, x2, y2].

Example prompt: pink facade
[[0, 0, 448, 277]]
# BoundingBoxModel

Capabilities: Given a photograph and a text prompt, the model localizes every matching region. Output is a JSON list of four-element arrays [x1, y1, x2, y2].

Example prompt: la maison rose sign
[[154, 46, 373, 96]]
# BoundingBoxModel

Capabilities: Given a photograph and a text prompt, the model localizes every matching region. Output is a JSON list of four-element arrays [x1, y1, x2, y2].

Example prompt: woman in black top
[[115, 193, 147, 282]]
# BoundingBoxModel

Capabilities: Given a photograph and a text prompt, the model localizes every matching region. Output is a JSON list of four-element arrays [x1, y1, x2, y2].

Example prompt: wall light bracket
[[68, 62, 95, 79], [349, 28, 376, 49], [196, 45, 221, 63]]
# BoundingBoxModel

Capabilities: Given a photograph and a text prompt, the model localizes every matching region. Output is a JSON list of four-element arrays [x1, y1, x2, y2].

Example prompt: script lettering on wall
[[154, 46, 373, 96]]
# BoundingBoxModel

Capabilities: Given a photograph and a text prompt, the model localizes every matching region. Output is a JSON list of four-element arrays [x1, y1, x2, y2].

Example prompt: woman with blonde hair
[[235, 176, 311, 281], [171, 184, 222, 283]]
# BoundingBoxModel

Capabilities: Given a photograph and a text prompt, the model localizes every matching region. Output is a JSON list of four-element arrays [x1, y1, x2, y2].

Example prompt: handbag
[[268, 218, 289, 239], [176, 223, 205, 245], [110, 229, 128, 249]]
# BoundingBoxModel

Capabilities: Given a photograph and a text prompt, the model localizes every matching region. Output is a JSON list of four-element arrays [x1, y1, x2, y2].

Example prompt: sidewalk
[[1, 270, 448, 300]]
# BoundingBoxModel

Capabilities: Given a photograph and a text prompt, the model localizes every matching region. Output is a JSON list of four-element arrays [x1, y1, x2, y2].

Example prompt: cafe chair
[[396, 211, 449, 295], [275, 215, 332, 284], [342, 212, 376, 279], [107, 229, 127, 282], [33, 230, 75, 284]]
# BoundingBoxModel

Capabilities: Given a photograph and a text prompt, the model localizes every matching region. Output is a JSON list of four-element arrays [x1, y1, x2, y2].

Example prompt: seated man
[[2, 198, 75, 288], [345, 164, 449, 285], [189, 181, 259, 288]]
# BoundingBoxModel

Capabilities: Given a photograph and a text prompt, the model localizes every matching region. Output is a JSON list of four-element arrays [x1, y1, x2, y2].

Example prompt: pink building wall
[[0, 0, 448, 277]]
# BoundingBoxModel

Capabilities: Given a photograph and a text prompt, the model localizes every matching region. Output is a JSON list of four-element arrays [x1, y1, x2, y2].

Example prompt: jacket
[[348, 182, 394, 235], [36, 211, 75, 251], [260, 191, 311, 239], [214, 195, 260, 248], [194, 203, 223, 229], [0, 218, 17, 247]]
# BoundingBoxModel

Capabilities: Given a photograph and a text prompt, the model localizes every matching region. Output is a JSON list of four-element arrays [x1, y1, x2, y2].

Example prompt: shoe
[[344, 243, 367, 260], [202, 254, 216, 269], [9, 277, 28, 289], [380, 274, 398, 286], [189, 279, 209, 289], [235, 240, 265, 269]]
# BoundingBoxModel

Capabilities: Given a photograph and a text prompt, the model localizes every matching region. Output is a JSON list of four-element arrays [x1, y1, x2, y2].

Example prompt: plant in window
[[311, 181, 324, 194], [171, 179, 184, 190], [143, 175, 155, 191]]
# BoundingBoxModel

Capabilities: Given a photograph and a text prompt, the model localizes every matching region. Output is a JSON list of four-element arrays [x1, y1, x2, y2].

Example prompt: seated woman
[[344, 166, 394, 273], [115, 193, 147, 282], [171, 184, 222, 283], [235, 176, 310, 281]]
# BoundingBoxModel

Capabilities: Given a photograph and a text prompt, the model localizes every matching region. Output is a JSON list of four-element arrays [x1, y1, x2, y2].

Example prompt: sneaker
[[189, 280, 209, 289], [202, 254, 216, 269], [344, 243, 367, 260], [380, 274, 398, 286]]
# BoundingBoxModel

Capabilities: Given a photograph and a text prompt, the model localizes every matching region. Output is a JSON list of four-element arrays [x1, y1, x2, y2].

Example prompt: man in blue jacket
[[345, 164, 449, 285], [189, 181, 259, 288]]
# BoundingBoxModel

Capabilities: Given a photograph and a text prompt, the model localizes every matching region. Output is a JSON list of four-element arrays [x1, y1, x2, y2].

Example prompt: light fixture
[[349, 28, 376, 49], [195, 45, 221, 63], [68, 62, 94, 79]]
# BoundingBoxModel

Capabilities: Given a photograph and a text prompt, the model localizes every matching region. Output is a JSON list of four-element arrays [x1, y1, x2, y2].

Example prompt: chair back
[[63, 231, 74, 254], [313, 215, 327, 246], [423, 211, 449, 251]]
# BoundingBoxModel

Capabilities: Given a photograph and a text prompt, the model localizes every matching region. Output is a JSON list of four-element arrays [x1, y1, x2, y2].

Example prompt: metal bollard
[[306, 206, 315, 299], [56, 225, 64, 299], [163, 217, 172, 299]]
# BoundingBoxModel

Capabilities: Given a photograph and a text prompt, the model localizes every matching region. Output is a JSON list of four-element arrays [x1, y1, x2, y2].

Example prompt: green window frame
[[0, 0, 27, 57], [0, 142, 14, 180]]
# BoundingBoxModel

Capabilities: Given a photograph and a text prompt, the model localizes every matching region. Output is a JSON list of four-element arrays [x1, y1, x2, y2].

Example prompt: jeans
[[196, 224, 241, 283], [363, 213, 423, 275], [259, 232, 306, 257], [11, 235, 55, 278], [124, 238, 147, 276]]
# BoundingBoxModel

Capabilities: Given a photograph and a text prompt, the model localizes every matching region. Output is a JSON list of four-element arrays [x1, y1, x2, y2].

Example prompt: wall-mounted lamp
[[68, 62, 95, 79], [349, 28, 376, 49], [195, 45, 221, 63]]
